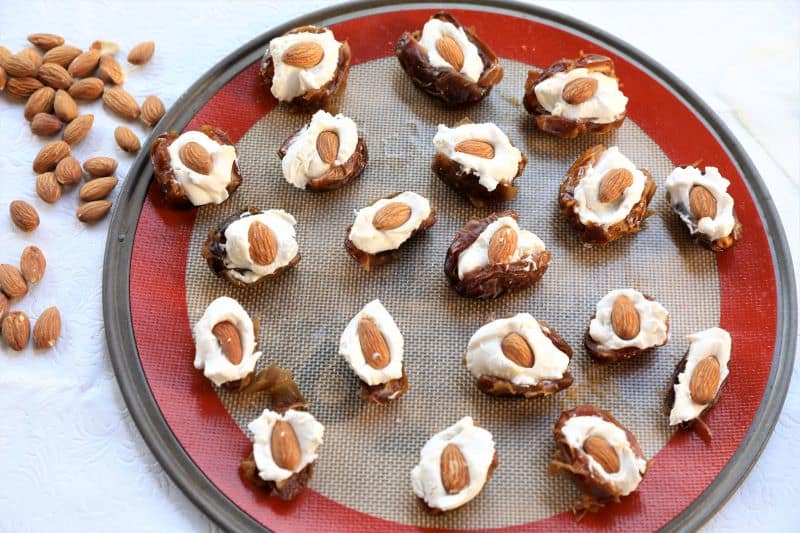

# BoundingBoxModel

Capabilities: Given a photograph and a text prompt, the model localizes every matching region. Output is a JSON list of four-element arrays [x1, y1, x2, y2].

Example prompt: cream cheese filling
[[457, 216, 546, 280], [665, 166, 736, 241], [534, 67, 628, 124], [167, 130, 237, 206], [417, 18, 483, 82], [348, 192, 431, 254], [248, 409, 325, 482], [339, 299, 403, 386], [222, 209, 299, 284], [268, 29, 342, 101]]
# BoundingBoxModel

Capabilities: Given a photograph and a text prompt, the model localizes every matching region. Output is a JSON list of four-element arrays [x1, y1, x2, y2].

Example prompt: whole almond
[[103, 86, 140, 119], [37, 62, 72, 90], [212, 321, 243, 364], [6, 77, 44, 98], [62, 114, 94, 145], [97, 55, 125, 85], [67, 48, 100, 77], [20, 245, 46, 284], [127, 41, 155, 65], [31, 113, 63, 137], [77, 200, 112, 223], [2, 311, 31, 351], [83, 156, 118, 177], [54, 89, 78, 122], [0, 46, 10, 64], [562, 77, 599, 105], [372, 202, 411, 230], [501, 332, 534, 367], [0, 66, 6, 91], [79, 176, 118, 201], [248, 221, 277, 265], [488, 226, 517, 265], [141, 95, 165, 127], [689, 185, 717, 220], [0, 264, 28, 300], [3, 53, 38, 77], [24, 86, 55, 120], [316, 130, 339, 164], [455, 139, 495, 159], [270, 420, 301, 470], [440, 443, 469, 494], [33, 140, 70, 173], [179, 142, 211, 174], [583, 435, 620, 473], [33, 306, 61, 349], [90, 40, 120, 56], [689, 356, 720, 405], [0, 293, 8, 321], [36, 171, 62, 203], [42, 45, 82, 68], [358, 316, 391, 369], [28, 33, 65, 51], [598, 168, 634, 203], [9, 200, 40, 232], [54, 156, 83, 185], [282, 42, 323, 68], [114, 126, 140, 152], [435, 36, 464, 71], [68, 77, 104, 100], [611, 294, 640, 340], [19, 47, 43, 71]]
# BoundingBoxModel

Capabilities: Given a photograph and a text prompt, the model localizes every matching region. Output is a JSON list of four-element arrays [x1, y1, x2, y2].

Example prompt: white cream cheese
[[665, 166, 736, 241], [534, 67, 628, 124], [193, 296, 261, 387], [222, 209, 299, 284], [411, 417, 495, 511], [281, 110, 359, 190], [465, 313, 570, 387], [669, 327, 731, 426], [433, 123, 522, 192], [589, 289, 669, 351], [417, 18, 483, 82], [339, 299, 403, 386], [348, 192, 431, 254], [561, 415, 647, 496], [457, 216, 546, 280], [248, 408, 325, 482], [167, 130, 238, 206], [573, 147, 647, 227], [268, 29, 342, 101]]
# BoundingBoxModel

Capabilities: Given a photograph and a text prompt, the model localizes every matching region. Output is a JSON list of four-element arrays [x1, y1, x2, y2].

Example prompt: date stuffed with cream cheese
[[550, 405, 648, 519], [202, 207, 300, 287], [260, 25, 351, 111], [278, 110, 367, 192], [559, 144, 656, 244], [523, 54, 627, 138], [465, 313, 573, 398], [411, 417, 498, 514], [444, 210, 551, 300], [396, 12, 503, 106], [432, 120, 527, 207], [150, 125, 241, 208], [665, 165, 742, 252], [584, 289, 670, 362], [345, 191, 436, 271]]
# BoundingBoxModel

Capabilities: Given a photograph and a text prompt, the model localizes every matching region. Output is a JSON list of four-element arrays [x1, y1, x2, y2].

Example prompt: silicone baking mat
[[105, 2, 796, 532]]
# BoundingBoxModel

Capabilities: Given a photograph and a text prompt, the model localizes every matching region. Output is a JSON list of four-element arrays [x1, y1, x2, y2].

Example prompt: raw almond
[[28, 33, 65, 51], [562, 77, 598, 105], [83, 156, 118, 177], [2, 311, 30, 351], [31, 113, 64, 137], [19, 47, 43, 71], [9, 200, 40, 232], [440, 443, 469, 494], [79, 176, 117, 201], [54, 89, 78, 122], [435, 36, 464, 71], [37, 62, 72, 89], [248, 221, 277, 265], [3, 53, 38, 77], [689, 356, 720, 405], [6, 77, 44, 98], [179, 142, 211, 174], [33, 140, 70, 173], [42, 45, 82, 68], [20, 245, 46, 284], [316, 130, 339, 164], [33, 306, 61, 349], [689, 185, 717, 220], [68, 77, 104, 100], [357, 317, 391, 369], [0, 46, 10, 64], [501, 332, 534, 367], [598, 168, 634, 203], [90, 40, 120, 56], [62, 114, 94, 145], [487, 226, 517, 265], [127, 41, 155, 65], [270, 420, 301, 470], [611, 294, 640, 340], [141, 95, 165, 127], [282, 42, 324, 68], [0, 264, 28, 300], [36, 172, 62, 203], [212, 321, 243, 364], [0, 66, 6, 91], [24, 87, 55, 121], [103, 86, 140, 119], [372, 202, 411, 231], [0, 293, 8, 321], [114, 126, 140, 152], [67, 48, 100, 77], [455, 139, 495, 159], [97, 55, 125, 84], [55, 156, 83, 185], [76, 200, 112, 223], [583, 435, 620, 473]]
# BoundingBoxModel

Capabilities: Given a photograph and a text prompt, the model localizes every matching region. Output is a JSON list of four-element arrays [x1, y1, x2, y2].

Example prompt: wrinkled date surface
[[432, 150, 525, 208], [278, 127, 368, 192], [359, 372, 409, 404]]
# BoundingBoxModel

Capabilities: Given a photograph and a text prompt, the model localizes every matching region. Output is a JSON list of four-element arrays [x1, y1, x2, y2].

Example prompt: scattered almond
[[583, 435, 620, 473], [127, 41, 155, 65], [3, 53, 38, 77], [372, 202, 411, 230], [357, 316, 391, 369], [141, 95, 165, 127], [97, 55, 125, 85], [316, 130, 339, 164], [42, 44, 82, 68], [23, 86, 56, 121], [31, 113, 63, 137], [53, 89, 78, 122], [501, 332, 534, 367], [9, 200, 40, 232], [611, 294, 640, 340], [54, 156, 83, 185], [20, 245, 46, 284], [0, 293, 8, 321], [36, 172, 62, 203], [270, 420, 301, 470], [19, 47, 43, 71], [0, 46, 10, 64], [689, 356, 720, 405], [90, 40, 120, 56], [6, 77, 44, 98], [68, 77, 104, 100], [435, 36, 464, 71], [598, 168, 634, 203], [0, 66, 6, 91], [67, 48, 100, 77], [179, 142, 211, 174], [37, 62, 72, 90], [33, 307, 61, 349], [0, 264, 28, 300], [83, 156, 118, 177], [212, 321, 243, 364], [2, 311, 31, 351], [79, 176, 118, 202], [28, 33, 65, 51], [76, 200, 112, 223], [440, 443, 469, 494], [103, 86, 140, 119], [455, 139, 495, 159], [487, 226, 517, 264], [62, 114, 94, 145], [114, 126, 140, 152], [281, 42, 323, 68], [689, 185, 717, 220], [248, 221, 277, 265], [562, 77, 598, 105], [33, 140, 70, 173]]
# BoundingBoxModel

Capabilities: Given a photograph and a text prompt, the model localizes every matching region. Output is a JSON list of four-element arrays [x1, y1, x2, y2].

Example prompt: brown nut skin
[[523, 54, 626, 138], [149, 125, 242, 208], [583, 295, 669, 363], [260, 25, 351, 112], [202, 207, 301, 288], [396, 12, 503, 107], [417, 450, 499, 514], [559, 144, 657, 245], [359, 371, 409, 404], [444, 210, 551, 300], [550, 405, 648, 520], [344, 192, 437, 271], [277, 126, 368, 192]]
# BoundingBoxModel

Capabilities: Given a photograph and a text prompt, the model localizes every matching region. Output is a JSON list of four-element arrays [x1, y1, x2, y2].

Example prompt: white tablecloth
[[0, 1, 797, 531]]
